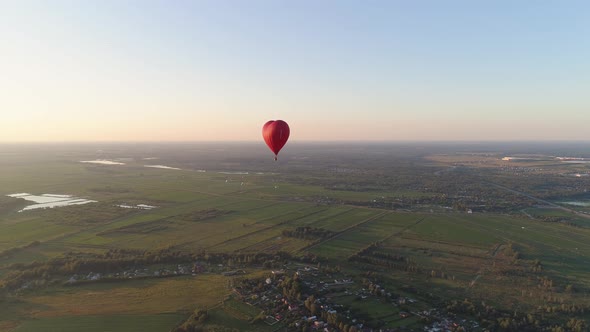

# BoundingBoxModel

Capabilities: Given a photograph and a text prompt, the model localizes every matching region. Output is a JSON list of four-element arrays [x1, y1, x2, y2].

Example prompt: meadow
[[1, 142, 590, 331]]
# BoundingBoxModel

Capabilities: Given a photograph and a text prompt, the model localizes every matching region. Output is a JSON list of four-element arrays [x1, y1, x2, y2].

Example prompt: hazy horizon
[[3, 139, 590, 144], [2, 1, 589, 142]]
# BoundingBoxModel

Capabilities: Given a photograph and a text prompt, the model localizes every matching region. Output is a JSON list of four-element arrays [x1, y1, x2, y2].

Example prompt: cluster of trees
[[303, 294, 319, 316], [281, 227, 335, 240], [286, 162, 546, 213], [355, 243, 406, 262], [280, 273, 302, 301], [2, 248, 196, 290], [348, 243, 421, 273], [281, 150, 590, 215], [503, 243, 521, 262], [446, 298, 588, 331], [538, 303, 587, 315], [360, 279, 390, 298], [318, 310, 359, 332], [233, 277, 266, 296], [1, 249, 303, 292], [171, 308, 210, 332], [300, 294, 365, 332], [530, 259, 543, 273], [351, 242, 463, 283], [235, 271, 371, 332], [537, 276, 555, 290], [534, 216, 580, 227], [507, 173, 590, 201], [176, 209, 231, 222], [563, 318, 587, 332]]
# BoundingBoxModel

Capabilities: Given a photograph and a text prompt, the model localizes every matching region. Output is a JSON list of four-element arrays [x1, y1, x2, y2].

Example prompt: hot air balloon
[[262, 120, 290, 160]]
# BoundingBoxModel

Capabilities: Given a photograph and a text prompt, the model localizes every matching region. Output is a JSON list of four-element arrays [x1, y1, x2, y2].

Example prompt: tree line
[[0, 249, 318, 292], [281, 227, 335, 240]]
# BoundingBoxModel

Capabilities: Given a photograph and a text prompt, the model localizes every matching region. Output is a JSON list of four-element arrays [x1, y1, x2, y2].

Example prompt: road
[[487, 182, 590, 220], [298, 211, 391, 253]]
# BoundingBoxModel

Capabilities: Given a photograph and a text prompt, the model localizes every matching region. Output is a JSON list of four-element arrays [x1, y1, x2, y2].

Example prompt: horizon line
[[2, 139, 590, 144]]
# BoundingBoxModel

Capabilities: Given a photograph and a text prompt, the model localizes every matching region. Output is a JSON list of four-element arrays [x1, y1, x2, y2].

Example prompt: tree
[[566, 318, 587, 332], [310, 303, 319, 316], [304, 295, 315, 311]]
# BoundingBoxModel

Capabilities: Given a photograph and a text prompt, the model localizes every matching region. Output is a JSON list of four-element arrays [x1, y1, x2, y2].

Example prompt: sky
[[1, 0, 589, 142]]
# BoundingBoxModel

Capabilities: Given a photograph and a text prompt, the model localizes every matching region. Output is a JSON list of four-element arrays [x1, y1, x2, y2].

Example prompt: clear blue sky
[[1, 0, 589, 141]]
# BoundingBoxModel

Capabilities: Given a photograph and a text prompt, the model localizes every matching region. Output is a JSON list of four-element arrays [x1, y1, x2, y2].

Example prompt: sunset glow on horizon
[[1, 1, 589, 142]]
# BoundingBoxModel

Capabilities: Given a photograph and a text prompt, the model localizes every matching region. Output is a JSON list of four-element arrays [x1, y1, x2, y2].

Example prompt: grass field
[[205, 306, 274, 332], [2, 275, 229, 332], [23, 275, 227, 317], [2, 144, 590, 331], [13, 314, 186, 332]]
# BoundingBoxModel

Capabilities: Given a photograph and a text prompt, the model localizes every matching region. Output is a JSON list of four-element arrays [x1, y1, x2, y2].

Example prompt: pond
[[6, 193, 97, 212]]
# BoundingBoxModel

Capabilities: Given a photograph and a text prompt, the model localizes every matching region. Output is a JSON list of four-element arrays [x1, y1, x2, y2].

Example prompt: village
[[63, 260, 254, 285], [64, 263, 198, 284], [229, 263, 480, 331], [59, 259, 481, 331]]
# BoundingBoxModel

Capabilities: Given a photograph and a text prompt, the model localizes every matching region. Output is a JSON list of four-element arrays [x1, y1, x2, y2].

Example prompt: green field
[[13, 314, 186, 332], [2, 144, 590, 331]]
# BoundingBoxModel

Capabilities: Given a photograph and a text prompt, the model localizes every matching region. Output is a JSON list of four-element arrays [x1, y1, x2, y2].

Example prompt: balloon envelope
[[262, 120, 290, 160]]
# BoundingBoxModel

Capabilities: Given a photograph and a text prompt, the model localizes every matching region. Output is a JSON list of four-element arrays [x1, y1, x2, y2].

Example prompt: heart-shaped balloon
[[262, 120, 290, 160]]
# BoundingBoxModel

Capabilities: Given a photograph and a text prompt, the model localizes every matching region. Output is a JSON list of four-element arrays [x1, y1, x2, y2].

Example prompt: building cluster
[[65, 263, 204, 284], [231, 264, 424, 331], [59, 260, 481, 330]]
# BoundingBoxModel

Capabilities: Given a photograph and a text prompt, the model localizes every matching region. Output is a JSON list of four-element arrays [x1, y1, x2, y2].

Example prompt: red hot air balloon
[[262, 120, 290, 160]]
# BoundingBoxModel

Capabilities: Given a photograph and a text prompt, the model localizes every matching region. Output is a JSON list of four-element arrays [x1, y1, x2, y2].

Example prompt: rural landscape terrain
[[1, 142, 589, 332]]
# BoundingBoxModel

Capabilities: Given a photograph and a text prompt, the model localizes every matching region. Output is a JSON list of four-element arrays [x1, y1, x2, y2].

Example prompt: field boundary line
[[380, 216, 426, 243], [487, 182, 590, 220], [182, 207, 330, 251], [298, 211, 390, 253]]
